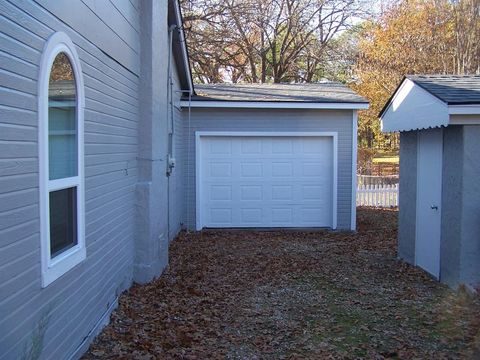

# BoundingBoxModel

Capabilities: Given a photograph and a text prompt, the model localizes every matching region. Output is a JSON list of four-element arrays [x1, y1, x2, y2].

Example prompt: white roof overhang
[[380, 79, 449, 132], [381, 79, 480, 132]]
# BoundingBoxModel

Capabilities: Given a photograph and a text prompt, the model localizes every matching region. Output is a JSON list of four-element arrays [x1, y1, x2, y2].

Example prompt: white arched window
[[39, 32, 85, 287]]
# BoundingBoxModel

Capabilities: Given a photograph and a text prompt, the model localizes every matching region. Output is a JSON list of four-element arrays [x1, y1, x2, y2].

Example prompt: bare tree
[[453, 0, 480, 74], [180, 0, 371, 83]]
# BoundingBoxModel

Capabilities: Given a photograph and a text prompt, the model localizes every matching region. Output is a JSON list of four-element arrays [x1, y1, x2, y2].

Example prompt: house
[[380, 75, 480, 289], [0, 1, 366, 359]]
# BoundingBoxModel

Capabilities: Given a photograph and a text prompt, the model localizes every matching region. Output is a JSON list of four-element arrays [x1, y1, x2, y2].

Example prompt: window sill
[[42, 245, 86, 287]]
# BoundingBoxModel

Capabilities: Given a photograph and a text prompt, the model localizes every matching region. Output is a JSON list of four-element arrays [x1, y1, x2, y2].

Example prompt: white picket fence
[[356, 175, 399, 207]]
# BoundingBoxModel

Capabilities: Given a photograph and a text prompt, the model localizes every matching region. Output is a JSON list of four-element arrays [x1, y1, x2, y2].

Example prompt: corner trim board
[[351, 111, 358, 230]]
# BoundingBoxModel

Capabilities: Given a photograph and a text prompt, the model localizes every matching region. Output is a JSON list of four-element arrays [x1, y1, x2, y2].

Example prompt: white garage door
[[196, 132, 337, 229]]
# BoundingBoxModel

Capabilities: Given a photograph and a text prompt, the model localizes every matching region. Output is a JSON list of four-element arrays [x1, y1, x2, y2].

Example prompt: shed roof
[[406, 75, 480, 105], [380, 75, 480, 132], [185, 83, 368, 104]]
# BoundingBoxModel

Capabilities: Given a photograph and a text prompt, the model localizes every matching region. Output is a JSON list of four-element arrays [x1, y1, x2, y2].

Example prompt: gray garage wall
[[0, 1, 139, 359], [181, 108, 354, 230]]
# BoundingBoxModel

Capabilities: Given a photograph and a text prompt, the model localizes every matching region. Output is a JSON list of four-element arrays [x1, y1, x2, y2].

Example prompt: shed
[[180, 83, 368, 231], [380, 75, 480, 288]]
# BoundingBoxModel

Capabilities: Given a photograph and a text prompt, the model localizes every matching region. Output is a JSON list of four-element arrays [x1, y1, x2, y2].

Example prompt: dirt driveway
[[84, 209, 480, 359]]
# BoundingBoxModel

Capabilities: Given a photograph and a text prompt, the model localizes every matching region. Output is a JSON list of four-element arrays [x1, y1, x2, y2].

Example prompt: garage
[[196, 132, 337, 229], [180, 83, 369, 231]]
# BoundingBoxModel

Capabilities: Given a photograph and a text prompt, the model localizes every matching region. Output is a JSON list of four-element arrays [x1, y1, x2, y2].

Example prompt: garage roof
[[180, 83, 368, 109]]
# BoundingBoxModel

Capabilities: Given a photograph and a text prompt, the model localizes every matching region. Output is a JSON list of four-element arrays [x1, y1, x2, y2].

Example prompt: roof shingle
[[407, 75, 480, 105], [184, 83, 367, 104]]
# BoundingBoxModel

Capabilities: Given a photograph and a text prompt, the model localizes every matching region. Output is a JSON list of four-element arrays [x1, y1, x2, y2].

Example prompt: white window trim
[[39, 32, 85, 287], [195, 131, 338, 231]]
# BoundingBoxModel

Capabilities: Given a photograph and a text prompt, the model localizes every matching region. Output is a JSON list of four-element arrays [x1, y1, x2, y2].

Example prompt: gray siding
[[0, 1, 138, 359], [181, 108, 354, 230], [38, 0, 140, 75], [398, 131, 417, 264]]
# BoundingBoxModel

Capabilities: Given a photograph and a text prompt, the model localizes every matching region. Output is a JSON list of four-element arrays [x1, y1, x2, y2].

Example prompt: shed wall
[[181, 108, 354, 230], [399, 125, 480, 288], [460, 125, 480, 286], [397, 131, 417, 264], [0, 1, 139, 358], [441, 126, 463, 286]]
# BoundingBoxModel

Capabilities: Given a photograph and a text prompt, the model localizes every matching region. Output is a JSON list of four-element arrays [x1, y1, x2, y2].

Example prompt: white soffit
[[380, 79, 449, 132], [180, 100, 369, 110]]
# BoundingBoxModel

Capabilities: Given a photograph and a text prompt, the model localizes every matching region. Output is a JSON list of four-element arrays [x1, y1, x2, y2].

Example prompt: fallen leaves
[[83, 208, 480, 359]]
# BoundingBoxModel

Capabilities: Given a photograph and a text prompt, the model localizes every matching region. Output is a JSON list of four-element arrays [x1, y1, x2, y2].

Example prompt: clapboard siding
[[0, 1, 139, 359], [0, 188, 38, 213], [0, 68, 37, 95], [182, 108, 354, 230], [38, 0, 140, 74], [0, 51, 38, 80], [6, 0, 139, 90], [0, 219, 39, 251], [0, 123, 37, 141], [0, 173, 37, 194], [2, 226, 133, 360], [109, 0, 140, 33], [0, 32, 40, 65], [0, 100, 36, 119], [0, 88, 36, 111], [0, 158, 37, 177]]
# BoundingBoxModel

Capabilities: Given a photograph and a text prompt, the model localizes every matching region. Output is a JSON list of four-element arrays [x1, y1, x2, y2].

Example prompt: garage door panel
[[199, 135, 335, 228], [272, 139, 294, 154], [240, 162, 263, 177], [209, 138, 232, 154], [209, 163, 232, 177], [240, 185, 263, 200]]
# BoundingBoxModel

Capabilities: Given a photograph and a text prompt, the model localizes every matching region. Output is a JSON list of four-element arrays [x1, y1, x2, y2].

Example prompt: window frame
[[39, 32, 85, 287]]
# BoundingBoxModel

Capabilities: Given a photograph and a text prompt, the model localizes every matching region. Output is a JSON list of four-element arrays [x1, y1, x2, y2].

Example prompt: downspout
[[167, 24, 176, 175], [166, 24, 176, 240], [166, 22, 193, 238], [168, 0, 194, 235]]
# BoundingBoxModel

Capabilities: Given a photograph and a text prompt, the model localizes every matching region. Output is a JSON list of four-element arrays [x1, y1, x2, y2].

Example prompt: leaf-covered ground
[[83, 208, 480, 359]]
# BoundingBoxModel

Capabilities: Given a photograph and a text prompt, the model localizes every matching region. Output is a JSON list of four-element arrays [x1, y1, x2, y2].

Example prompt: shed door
[[415, 129, 443, 278], [197, 134, 336, 229]]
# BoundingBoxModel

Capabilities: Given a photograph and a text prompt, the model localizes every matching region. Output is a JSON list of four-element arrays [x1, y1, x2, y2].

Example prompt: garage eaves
[[180, 83, 369, 110]]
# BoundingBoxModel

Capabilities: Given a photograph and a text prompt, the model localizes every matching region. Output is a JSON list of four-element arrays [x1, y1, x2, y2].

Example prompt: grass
[[372, 156, 399, 164]]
